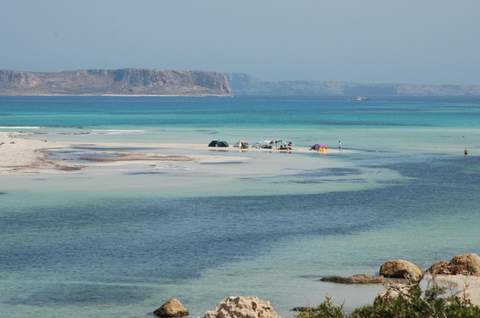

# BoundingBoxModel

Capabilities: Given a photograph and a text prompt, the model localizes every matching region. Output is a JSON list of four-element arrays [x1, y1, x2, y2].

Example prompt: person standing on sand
[[338, 140, 342, 151], [464, 147, 468, 156]]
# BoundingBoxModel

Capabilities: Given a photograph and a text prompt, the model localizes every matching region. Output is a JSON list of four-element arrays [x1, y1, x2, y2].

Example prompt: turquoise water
[[1, 96, 480, 128], [1, 96, 480, 318]]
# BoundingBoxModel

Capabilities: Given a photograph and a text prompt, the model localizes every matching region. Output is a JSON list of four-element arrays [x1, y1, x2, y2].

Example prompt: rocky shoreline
[[152, 253, 480, 318], [154, 296, 280, 318]]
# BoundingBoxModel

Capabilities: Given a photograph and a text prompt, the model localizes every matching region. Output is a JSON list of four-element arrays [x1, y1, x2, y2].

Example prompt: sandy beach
[[0, 132, 346, 175], [0, 132, 71, 173]]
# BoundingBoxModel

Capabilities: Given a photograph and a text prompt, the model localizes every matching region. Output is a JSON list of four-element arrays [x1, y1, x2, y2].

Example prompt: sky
[[1, 0, 479, 84]]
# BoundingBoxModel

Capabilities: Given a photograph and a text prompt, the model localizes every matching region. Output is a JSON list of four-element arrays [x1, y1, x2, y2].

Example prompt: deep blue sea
[[1, 96, 480, 318], [1, 96, 480, 129]]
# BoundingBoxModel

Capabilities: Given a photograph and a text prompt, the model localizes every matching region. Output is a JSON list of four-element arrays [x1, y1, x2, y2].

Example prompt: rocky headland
[[2, 69, 480, 97], [0, 69, 231, 96], [227, 73, 480, 97]]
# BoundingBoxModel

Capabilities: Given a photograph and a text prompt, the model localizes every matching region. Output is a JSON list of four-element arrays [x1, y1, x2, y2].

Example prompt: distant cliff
[[0, 69, 231, 96], [2, 69, 479, 97], [227, 73, 480, 97]]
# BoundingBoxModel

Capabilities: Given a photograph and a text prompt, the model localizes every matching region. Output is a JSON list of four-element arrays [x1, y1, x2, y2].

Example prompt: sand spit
[[0, 132, 79, 174], [0, 132, 344, 175], [0, 133, 251, 174]]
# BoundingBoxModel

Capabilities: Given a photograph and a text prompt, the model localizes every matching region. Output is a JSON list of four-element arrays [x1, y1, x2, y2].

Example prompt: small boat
[[353, 96, 369, 101]]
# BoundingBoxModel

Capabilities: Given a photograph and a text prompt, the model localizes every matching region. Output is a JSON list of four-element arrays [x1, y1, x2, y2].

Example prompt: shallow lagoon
[[1, 96, 480, 318]]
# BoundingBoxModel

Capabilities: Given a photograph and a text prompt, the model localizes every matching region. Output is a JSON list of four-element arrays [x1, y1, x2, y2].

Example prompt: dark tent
[[310, 144, 328, 151], [310, 144, 321, 151], [208, 140, 229, 148]]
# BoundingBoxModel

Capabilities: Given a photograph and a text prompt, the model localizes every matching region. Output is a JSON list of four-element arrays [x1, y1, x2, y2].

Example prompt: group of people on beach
[[208, 138, 345, 154], [208, 137, 474, 156]]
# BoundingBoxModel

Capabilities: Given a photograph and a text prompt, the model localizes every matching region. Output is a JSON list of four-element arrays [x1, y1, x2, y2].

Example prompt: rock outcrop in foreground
[[203, 296, 279, 318], [374, 254, 480, 306], [374, 284, 411, 304], [428, 253, 480, 276], [421, 274, 480, 306], [379, 259, 423, 282], [0, 69, 231, 96], [154, 298, 189, 317]]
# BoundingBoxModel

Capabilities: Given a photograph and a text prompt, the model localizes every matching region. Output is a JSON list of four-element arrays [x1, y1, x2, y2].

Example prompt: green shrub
[[297, 283, 480, 318], [297, 297, 345, 318]]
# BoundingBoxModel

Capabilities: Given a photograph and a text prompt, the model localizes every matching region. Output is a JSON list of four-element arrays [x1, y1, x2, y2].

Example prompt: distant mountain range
[[227, 73, 480, 97], [0, 69, 231, 96], [1, 69, 479, 97]]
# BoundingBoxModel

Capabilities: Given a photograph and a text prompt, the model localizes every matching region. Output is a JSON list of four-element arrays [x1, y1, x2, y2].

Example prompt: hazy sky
[[1, 0, 479, 84]]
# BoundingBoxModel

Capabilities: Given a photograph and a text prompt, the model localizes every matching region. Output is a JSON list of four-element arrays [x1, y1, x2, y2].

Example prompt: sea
[[1, 96, 480, 318]]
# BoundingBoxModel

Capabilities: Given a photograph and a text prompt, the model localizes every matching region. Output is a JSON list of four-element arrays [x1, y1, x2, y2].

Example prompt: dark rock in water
[[154, 298, 189, 317], [428, 253, 480, 276], [320, 274, 385, 284], [0, 69, 231, 96], [379, 259, 423, 282]]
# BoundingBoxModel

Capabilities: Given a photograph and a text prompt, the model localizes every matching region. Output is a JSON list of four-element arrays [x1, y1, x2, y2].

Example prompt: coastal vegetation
[[151, 254, 480, 318], [297, 283, 480, 318], [298, 254, 480, 318]]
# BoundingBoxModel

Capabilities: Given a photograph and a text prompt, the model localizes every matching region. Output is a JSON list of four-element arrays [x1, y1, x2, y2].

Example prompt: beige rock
[[379, 259, 423, 281], [374, 284, 411, 304], [428, 253, 480, 276], [428, 260, 452, 275], [421, 274, 480, 306], [154, 298, 189, 317], [203, 296, 279, 318]]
